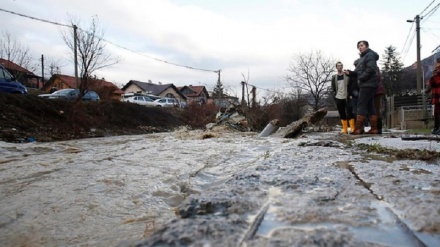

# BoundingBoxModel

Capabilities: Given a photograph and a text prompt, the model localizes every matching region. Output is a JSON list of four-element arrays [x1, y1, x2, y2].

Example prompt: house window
[[165, 93, 175, 98]]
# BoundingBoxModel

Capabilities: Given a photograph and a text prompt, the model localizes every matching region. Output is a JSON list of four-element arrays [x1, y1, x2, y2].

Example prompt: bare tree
[[286, 50, 335, 111], [61, 16, 118, 97], [43, 57, 64, 77], [0, 30, 35, 79]]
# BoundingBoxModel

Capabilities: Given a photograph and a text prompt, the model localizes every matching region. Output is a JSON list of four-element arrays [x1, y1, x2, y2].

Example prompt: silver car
[[154, 98, 179, 107], [122, 95, 161, 107]]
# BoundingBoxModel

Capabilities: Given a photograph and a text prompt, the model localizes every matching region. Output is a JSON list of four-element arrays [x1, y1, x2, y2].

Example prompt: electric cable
[[420, 0, 436, 16], [422, 2, 440, 21], [0, 7, 219, 73], [401, 22, 415, 55]]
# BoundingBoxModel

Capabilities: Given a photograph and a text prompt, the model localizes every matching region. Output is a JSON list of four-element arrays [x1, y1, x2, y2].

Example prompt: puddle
[[256, 206, 285, 236], [255, 201, 436, 246]]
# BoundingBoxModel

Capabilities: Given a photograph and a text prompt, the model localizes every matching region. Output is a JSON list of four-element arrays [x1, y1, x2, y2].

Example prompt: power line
[[244, 81, 286, 94], [0, 7, 219, 74], [422, 2, 440, 21], [420, 0, 436, 16], [402, 31, 416, 62], [0, 7, 70, 28], [401, 22, 415, 55], [421, 28, 440, 43], [97, 36, 219, 73]]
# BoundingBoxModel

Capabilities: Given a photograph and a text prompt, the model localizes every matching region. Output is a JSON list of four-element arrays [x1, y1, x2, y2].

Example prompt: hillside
[[0, 93, 187, 143]]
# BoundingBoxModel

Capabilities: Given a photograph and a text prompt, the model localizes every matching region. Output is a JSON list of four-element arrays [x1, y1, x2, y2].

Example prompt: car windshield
[[0, 66, 14, 81], [53, 89, 75, 95], [144, 96, 153, 102]]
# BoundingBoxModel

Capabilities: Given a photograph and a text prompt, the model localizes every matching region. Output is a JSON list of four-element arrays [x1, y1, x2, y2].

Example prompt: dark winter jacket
[[355, 48, 379, 88], [376, 68, 385, 95], [428, 66, 440, 105], [347, 72, 359, 98]]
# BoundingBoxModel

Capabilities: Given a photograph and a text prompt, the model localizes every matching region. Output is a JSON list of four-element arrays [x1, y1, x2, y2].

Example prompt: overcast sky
[[1, 0, 440, 97]]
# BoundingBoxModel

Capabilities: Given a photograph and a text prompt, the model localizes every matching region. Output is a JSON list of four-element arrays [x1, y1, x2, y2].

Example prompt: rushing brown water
[[1, 130, 439, 246], [0, 130, 274, 246]]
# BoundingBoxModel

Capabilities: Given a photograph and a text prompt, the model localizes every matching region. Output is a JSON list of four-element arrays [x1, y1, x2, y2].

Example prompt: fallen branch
[[401, 135, 440, 141], [261, 108, 328, 138]]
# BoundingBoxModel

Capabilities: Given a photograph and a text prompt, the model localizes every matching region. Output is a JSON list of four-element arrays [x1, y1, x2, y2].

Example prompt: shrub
[[180, 102, 218, 128]]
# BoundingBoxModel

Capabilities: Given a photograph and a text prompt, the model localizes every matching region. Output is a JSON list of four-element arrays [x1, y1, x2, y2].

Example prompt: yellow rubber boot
[[349, 119, 355, 133], [341, 120, 348, 134]]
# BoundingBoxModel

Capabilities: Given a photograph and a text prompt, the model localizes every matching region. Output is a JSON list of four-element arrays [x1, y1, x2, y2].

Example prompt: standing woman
[[331, 62, 351, 134], [426, 58, 440, 135], [345, 40, 379, 135]]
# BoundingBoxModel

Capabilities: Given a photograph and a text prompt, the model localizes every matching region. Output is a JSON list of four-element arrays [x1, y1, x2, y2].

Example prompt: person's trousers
[[374, 93, 384, 133], [434, 104, 440, 134], [335, 98, 348, 120], [351, 97, 358, 117], [357, 87, 376, 116]]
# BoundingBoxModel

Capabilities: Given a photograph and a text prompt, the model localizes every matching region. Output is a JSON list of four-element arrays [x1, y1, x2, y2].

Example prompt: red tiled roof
[[0, 58, 34, 74], [181, 85, 208, 97], [56, 74, 77, 88], [93, 78, 125, 94], [52, 74, 124, 94], [188, 85, 205, 96]]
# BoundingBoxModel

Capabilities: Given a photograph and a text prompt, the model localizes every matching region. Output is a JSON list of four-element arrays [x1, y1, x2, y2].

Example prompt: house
[[386, 51, 440, 129], [408, 51, 440, 83], [210, 93, 239, 108], [0, 58, 41, 88], [41, 74, 124, 101], [178, 85, 209, 105], [121, 80, 187, 103]]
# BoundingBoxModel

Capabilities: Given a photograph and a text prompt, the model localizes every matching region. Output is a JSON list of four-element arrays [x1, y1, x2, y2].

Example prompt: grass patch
[[405, 128, 432, 134], [356, 143, 440, 161]]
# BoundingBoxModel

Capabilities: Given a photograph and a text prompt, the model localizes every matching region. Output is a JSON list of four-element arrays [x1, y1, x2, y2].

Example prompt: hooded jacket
[[355, 48, 379, 88]]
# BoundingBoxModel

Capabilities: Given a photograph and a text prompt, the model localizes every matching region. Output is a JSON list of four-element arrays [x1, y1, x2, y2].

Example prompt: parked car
[[122, 95, 161, 107], [0, 64, 27, 94], [38, 88, 100, 101], [154, 98, 179, 107]]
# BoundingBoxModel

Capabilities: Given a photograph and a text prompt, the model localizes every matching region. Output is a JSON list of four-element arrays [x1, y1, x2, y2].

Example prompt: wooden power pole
[[408, 15, 427, 127]]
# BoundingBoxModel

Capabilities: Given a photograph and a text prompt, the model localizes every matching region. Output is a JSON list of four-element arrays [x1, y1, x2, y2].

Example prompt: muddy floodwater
[[0, 129, 439, 246]]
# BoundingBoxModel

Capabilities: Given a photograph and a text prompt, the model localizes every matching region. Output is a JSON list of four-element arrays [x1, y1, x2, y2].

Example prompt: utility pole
[[217, 70, 221, 85], [217, 69, 222, 100], [415, 15, 422, 95], [407, 15, 427, 127], [251, 86, 256, 109], [241, 81, 245, 107], [73, 25, 79, 89], [40, 54, 44, 89]]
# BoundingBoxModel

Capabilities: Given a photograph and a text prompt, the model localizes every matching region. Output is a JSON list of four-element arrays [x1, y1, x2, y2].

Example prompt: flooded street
[[0, 129, 439, 246], [0, 130, 284, 246]]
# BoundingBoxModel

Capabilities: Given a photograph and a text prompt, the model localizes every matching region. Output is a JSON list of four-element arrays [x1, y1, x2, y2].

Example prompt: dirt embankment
[[0, 93, 186, 143]]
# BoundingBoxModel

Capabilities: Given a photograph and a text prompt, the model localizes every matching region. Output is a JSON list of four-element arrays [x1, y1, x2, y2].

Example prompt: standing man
[[426, 57, 440, 135], [331, 62, 353, 134]]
